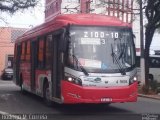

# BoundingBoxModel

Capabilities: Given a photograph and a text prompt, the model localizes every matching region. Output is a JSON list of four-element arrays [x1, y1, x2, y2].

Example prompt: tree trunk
[[144, 26, 155, 92], [144, 45, 149, 87]]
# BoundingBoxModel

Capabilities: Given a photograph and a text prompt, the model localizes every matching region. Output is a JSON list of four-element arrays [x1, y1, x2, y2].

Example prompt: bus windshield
[[67, 26, 136, 73]]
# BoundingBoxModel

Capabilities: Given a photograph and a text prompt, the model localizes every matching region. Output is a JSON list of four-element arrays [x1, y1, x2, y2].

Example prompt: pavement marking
[[0, 111, 28, 120]]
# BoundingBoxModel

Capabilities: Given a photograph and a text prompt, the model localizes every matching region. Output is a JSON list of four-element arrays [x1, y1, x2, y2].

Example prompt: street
[[0, 80, 160, 120]]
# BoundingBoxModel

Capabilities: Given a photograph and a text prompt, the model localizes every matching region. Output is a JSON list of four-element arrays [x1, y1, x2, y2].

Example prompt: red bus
[[13, 14, 137, 105]]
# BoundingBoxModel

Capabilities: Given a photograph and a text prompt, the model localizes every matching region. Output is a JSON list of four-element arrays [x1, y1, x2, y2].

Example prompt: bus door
[[15, 44, 21, 85], [52, 33, 64, 99], [31, 40, 38, 91]]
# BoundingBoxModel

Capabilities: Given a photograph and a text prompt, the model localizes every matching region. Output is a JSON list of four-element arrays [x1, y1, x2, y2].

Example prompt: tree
[[142, 0, 160, 90], [0, 0, 38, 14]]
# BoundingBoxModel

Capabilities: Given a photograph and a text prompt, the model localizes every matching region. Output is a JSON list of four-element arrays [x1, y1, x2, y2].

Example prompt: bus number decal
[[100, 32, 105, 38], [111, 32, 119, 38], [84, 32, 88, 38], [101, 39, 105, 44], [95, 32, 99, 38], [84, 32, 105, 38]]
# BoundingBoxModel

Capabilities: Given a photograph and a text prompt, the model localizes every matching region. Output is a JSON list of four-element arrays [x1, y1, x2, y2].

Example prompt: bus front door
[[52, 33, 64, 99]]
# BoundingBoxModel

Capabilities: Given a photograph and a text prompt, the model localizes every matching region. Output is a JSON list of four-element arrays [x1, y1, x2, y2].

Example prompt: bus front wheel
[[43, 81, 52, 106]]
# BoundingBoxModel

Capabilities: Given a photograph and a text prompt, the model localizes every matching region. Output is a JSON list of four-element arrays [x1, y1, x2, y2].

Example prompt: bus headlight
[[129, 76, 137, 85], [65, 73, 82, 86]]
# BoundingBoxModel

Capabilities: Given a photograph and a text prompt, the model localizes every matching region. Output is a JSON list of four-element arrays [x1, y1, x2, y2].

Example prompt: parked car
[[1, 68, 13, 80]]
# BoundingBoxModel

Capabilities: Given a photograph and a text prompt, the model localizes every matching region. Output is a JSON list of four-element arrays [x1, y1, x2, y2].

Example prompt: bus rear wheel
[[43, 82, 52, 106]]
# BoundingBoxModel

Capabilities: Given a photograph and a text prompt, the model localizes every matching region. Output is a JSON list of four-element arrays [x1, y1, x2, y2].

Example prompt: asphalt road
[[0, 79, 160, 120]]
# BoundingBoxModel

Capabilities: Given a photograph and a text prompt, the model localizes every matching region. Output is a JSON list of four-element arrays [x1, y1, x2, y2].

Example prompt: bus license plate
[[100, 98, 112, 102]]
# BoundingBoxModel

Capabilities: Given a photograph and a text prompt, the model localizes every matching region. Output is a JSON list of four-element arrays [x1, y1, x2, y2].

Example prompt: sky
[[0, 0, 45, 28]]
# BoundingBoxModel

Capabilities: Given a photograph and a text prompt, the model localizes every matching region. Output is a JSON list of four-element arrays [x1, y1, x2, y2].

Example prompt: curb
[[138, 94, 160, 100]]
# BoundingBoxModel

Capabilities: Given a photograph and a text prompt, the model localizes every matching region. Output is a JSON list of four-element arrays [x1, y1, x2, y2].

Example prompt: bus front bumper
[[61, 81, 138, 104]]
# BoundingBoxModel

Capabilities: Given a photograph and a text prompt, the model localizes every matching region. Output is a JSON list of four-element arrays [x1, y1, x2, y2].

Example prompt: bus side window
[[26, 41, 31, 61], [38, 39, 45, 68], [45, 35, 52, 69], [21, 42, 26, 61]]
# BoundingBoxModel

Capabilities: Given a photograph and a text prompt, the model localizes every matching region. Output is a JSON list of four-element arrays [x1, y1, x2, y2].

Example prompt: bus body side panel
[[20, 62, 31, 91], [61, 81, 137, 104], [20, 68, 52, 97], [14, 44, 21, 85], [34, 70, 51, 96]]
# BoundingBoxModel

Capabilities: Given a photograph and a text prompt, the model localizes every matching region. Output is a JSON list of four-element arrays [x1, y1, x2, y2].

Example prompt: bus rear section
[[14, 14, 137, 105]]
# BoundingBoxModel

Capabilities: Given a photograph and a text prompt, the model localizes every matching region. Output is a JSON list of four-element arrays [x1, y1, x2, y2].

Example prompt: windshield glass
[[67, 26, 136, 73]]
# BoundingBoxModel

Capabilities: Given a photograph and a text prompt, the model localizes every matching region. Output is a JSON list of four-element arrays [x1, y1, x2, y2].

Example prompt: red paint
[[61, 81, 137, 104], [35, 70, 46, 89], [20, 62, 31, 86]]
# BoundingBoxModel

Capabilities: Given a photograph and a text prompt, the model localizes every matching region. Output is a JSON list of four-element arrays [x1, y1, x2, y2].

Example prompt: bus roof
[[16, 14, 132, 43]]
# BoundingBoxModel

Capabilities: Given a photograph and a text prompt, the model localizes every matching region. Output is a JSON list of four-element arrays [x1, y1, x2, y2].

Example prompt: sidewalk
[[138, 93, 160, 100]]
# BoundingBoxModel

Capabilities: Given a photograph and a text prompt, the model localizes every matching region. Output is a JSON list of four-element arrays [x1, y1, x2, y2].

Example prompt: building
[[0, 27, 27, 75], [45, 0, 134, 23]]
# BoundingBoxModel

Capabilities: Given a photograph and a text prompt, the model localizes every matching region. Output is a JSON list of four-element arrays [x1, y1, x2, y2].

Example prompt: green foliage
[[141, 84, 149, 94], [139, 80, 160, 94]]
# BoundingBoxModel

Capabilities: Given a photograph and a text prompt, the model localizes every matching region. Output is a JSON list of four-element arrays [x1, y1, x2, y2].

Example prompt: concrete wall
[[0, 27, 14, 75], [0, 27, 27, 75]]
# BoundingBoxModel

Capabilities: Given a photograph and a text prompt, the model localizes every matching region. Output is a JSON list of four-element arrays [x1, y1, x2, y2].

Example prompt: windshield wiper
[[111, 44, 126, 75], [72, 55, 89, 76]]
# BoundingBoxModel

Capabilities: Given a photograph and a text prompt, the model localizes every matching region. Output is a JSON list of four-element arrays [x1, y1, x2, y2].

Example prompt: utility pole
[[140, 0, 145, 85]]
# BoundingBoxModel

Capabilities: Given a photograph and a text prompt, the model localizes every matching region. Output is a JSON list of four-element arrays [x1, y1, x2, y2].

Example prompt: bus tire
[[43, 81, 52, 106]]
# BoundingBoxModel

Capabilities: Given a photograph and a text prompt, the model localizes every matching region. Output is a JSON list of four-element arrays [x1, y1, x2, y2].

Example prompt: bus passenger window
[[45, 35, 52, 69], [38, 39, 45, 68], [21, 42, 26, 60], [26, 41, 31, 61]]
